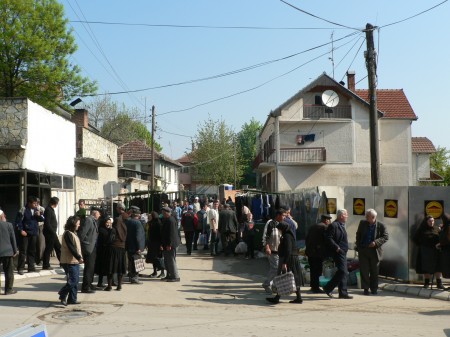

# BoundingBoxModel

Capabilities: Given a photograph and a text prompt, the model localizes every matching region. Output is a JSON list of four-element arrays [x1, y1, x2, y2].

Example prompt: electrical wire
[[158, 32, 362, 116], [279, 0, 361, 31], [380, 0, 448, 29], [69, 20, 347, 30], [80, 31, 360, 97]]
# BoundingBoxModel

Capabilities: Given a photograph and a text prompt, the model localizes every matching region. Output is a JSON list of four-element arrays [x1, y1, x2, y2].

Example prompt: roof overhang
[[75, 157, 114, 167]]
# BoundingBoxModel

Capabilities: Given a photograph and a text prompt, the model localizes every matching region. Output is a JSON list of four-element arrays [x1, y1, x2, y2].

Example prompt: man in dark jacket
[[16, 196, 44, 274], [323, 209, 352, 299], [218, 204, 238, 256], [161, 206, 181, 282], [181, 205, 198, 255], [78, 207, 100, 293], [305, 214, 332, 293], [42, 197, 61, 270], [355, 208, 389, 295], [0, 209, 19, 294], [125, 206, 146, 284]]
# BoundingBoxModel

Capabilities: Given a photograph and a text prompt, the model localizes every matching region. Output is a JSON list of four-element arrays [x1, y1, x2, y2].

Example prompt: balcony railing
[[303, 105, 351, 119], [118, 168, 151, 181], [254, 147, 326, 168]]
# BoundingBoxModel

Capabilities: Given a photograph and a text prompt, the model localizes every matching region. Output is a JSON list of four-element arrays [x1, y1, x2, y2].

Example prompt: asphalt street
[[1, 245, 450, 337]]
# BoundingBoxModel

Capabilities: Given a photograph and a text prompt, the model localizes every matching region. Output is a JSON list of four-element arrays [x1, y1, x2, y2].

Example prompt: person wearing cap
[[125, 206, 146, 284], [0, 209, 19, 295], [42, 197, 61, 270], [181, 205, 198, 255], [193, 197, 201, 213], [305, 214, 332, 293], [356, 209, 389, 295], [161, 206, 181, 282], [78, 207, 100, 293]]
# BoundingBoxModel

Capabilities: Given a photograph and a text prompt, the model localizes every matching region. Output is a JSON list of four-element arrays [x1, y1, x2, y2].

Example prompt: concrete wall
[[75, 128, 117, 200]]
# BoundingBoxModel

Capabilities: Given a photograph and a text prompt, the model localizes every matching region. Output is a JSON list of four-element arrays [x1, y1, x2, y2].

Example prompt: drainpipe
[[275, 116, 280, 192]]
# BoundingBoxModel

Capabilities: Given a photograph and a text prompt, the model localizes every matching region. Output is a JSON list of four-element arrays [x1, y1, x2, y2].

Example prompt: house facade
[[0, 98, 76, 232], [118, 140, 182, 194], [254, 72, 430, 192], [411, 137, 442, 185]]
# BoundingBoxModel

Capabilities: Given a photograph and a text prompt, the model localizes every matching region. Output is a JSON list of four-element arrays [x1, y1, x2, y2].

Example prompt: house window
[[63, 176, 74, 190], [50, 176, 62, 188], [315, 95, 322, 105]]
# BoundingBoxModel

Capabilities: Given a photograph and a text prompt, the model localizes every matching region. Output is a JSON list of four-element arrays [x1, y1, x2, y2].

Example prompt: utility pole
[[365, 23, 380, 186], [234, 136, 237, 189], [151, 105, 156, 191]]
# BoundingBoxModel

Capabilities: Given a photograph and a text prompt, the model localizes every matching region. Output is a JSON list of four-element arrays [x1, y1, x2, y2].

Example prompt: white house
[[254, 72, 436, 192]]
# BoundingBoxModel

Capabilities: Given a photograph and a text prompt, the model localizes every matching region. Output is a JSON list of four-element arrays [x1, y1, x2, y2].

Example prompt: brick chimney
[[347, 70, 355, 92], [72, 109, 89, 128]]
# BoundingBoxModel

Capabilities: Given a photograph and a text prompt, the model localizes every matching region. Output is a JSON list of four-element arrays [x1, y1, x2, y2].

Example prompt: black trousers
[[43, 231, 61, 268], [1, 256, 15, 293], [308, 256, 324, 290], [323, 251, 348, 296], [184, 231, 194, 254], [18, 235, 37, 271], [81, 249, 96, 291]]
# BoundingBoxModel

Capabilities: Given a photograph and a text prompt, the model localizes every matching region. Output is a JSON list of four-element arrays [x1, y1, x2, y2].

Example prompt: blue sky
[[60, 0, 450, 159]]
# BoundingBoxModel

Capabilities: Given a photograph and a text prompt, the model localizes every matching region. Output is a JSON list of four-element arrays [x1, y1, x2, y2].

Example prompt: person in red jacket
[[181, 205, 198, 255]]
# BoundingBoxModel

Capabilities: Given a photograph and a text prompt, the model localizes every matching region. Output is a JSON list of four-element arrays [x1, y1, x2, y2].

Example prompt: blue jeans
[[59, 264, 80, 303]]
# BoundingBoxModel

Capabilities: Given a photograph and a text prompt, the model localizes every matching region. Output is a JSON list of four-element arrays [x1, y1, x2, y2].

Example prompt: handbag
[[272, 271, 296, 296], [133, 254, 145, 273]]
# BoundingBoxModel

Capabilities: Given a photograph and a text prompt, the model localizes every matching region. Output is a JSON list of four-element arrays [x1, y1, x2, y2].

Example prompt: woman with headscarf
[[266, 221, 303, 304], [146, 211, 165, 278], [95, 216, 115, 290], [413, 215, 445, 289]]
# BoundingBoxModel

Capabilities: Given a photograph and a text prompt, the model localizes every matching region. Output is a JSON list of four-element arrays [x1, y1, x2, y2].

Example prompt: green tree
[[101, 113, 162, 151], [430, 146, 450, 186], [237, 118, 262, 187], [192, 116, 244, 186], [0, 0, 96, 109]]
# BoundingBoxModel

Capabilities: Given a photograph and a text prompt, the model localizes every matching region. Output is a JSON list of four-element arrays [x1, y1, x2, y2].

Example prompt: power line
[[380, 0, 448, 29], [81, 31, 359, 97], [69, 20, 346, 30], [279, 0, 361, 31], [158, 33, 362, 116]]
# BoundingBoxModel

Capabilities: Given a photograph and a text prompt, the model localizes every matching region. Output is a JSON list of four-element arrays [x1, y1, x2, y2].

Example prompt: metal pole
[[151, 105, 156, 191]]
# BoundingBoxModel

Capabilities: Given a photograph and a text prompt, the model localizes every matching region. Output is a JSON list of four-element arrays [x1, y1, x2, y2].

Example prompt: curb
[[379, 282, 450, 301]]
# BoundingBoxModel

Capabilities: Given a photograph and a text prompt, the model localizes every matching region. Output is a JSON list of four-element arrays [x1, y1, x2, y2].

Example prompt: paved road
[[1, 248, 450, 337]]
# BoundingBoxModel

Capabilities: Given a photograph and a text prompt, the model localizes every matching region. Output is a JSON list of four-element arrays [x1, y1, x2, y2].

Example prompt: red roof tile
[[354, 89, 417, 120], [118, 140, 182, 166], [412, 137, 436, 153]]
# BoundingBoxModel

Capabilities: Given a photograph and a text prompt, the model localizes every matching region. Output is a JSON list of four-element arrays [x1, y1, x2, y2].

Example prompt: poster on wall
[[326, 198, 337, 214], [353, 198, 365, 215], [384, 199, 398, 218], [424, 200, 444, 219]]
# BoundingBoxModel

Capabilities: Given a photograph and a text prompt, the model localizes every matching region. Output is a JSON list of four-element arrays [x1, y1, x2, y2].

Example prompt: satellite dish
[[322, 90, 339, 107]]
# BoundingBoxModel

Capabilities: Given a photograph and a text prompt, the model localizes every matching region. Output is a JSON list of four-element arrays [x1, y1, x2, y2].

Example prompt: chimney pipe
[[347, 70, 355, 92]]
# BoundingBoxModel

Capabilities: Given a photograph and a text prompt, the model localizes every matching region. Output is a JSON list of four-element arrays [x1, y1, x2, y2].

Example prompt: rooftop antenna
[[329, 31, 335, 79]]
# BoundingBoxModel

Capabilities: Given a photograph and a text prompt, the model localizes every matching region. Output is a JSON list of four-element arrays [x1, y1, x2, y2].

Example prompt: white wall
[[24, 99, 75, 175]]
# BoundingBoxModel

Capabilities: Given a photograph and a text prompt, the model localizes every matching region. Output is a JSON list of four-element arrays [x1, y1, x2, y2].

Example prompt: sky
[[59, 0, 450, 160]]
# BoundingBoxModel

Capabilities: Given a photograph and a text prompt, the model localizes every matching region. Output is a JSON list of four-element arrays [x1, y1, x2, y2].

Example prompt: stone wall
[[0, 98, 28, 169]]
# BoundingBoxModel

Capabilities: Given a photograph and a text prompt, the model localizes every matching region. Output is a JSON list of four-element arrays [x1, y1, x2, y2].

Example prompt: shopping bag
[[133, 254, 145, 273], [234, 241, 248, 254], [272, 271, 296, 296]]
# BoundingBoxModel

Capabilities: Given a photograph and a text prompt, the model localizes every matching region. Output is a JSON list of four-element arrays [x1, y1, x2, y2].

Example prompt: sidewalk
[[2, 254, 450, 302]]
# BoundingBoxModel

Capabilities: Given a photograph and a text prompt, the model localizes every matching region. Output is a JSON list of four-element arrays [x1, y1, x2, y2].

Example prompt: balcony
[[118, 167, 151, 181], [303, 105, 351, 119], [254, 147, 326, 170]]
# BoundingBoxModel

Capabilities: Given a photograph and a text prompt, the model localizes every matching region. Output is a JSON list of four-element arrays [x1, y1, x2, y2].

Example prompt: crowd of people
[[1, 195, 450, 306]]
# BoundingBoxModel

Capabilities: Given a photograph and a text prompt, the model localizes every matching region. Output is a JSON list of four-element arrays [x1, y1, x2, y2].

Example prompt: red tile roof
[[354, 89, 417, 120], [412, 137, 436, 153], [118, 140, 182, 166]]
